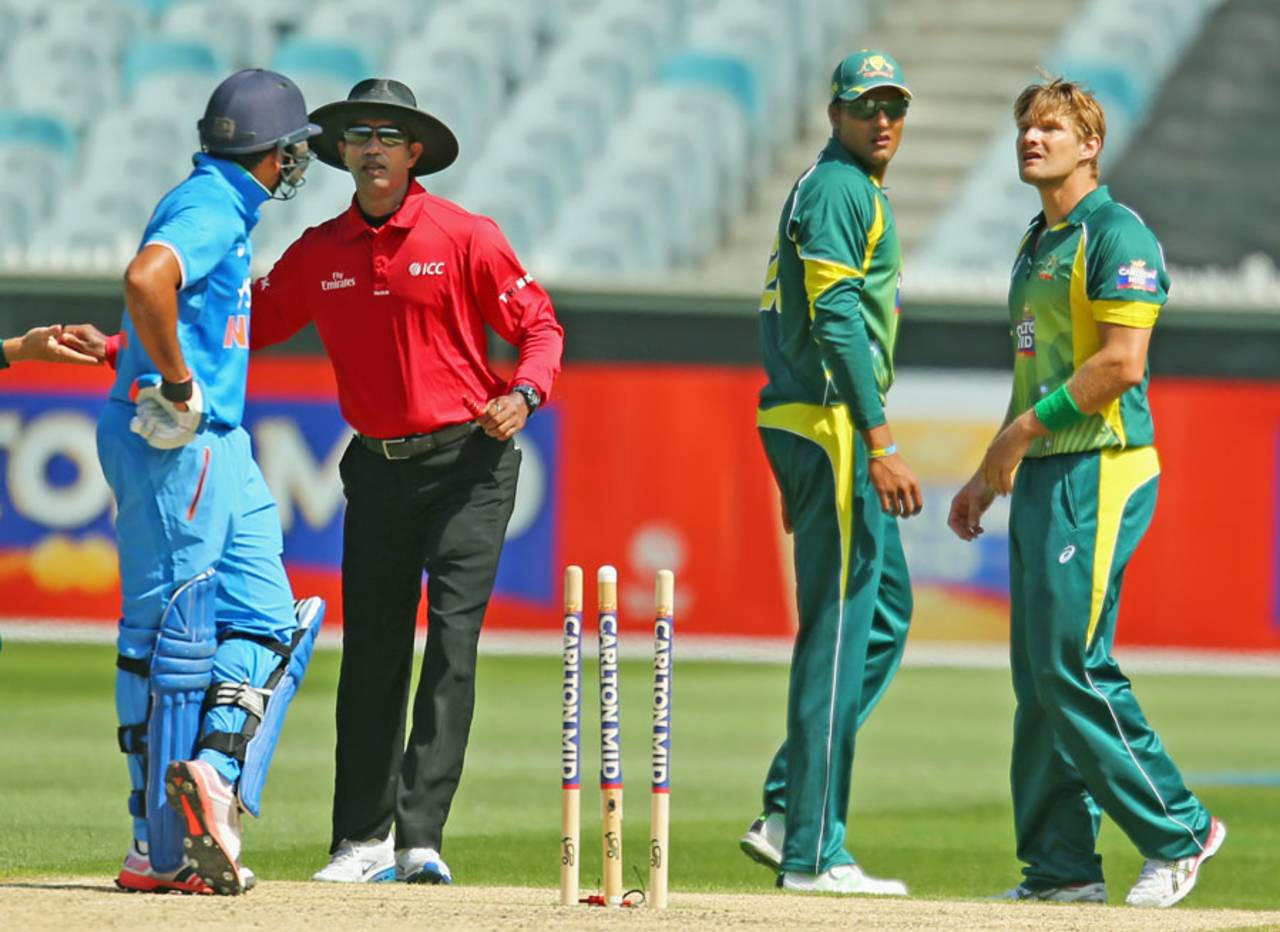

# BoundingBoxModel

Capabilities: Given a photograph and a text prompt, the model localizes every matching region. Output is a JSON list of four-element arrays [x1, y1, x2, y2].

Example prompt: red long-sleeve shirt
[[250, 181, 563, 438]]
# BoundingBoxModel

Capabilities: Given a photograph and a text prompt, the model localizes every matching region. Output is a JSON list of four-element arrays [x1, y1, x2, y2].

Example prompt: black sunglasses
[[342, 125, 410, 147], [841, 97, 909, 121]]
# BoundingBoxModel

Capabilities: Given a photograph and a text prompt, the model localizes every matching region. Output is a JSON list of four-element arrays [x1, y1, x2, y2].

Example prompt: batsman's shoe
[[994, 881, 1107, 903], [166, 759, 244, 896], [312, 835, 396, 883], [115, 840, 257, 894], [396, 847, 453, 885], [781, 863, 908, 896], [1125, 817, 1226, 908], [739, 812, 784, 871], [115, 840, 211, 894]]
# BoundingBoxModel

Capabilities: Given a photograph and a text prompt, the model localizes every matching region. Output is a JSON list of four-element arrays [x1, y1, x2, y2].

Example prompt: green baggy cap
[[830, 49, 912, 101]]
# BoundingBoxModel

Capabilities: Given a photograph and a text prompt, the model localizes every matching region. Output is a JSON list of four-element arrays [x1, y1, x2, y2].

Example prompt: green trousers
[[757, 403, 913, 874], [1009, 448, 1212, 889]]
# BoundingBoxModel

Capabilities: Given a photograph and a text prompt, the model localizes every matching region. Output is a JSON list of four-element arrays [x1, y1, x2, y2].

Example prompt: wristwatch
[[511, 383, 541, 415]]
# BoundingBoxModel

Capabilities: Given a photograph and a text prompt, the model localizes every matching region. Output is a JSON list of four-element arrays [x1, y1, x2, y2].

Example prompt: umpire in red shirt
[[249, 79, 564, 885]]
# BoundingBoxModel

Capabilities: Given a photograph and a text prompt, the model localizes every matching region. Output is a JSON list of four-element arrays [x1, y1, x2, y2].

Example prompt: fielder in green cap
[[739, 49, 921, 895], [948, 77, 1225, 909]]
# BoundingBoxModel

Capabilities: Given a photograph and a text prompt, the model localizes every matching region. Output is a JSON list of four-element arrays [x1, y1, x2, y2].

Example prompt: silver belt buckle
[[381, 438, 410, 460]]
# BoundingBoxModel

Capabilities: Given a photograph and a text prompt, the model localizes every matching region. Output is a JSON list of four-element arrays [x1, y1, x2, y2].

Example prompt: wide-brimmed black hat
[[308, 78, 458, 175]]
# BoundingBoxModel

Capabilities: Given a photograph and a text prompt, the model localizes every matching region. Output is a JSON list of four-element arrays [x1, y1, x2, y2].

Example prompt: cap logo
[[860, 55, 895, 79], [210, 116, 236, 139]]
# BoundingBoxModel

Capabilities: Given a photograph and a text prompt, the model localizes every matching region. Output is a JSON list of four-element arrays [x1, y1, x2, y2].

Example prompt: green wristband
[[1033, 384, 1085, 432]]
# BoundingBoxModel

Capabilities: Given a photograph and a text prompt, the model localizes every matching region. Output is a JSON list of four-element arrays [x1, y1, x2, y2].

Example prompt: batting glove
[[130, 379, 205, 449]]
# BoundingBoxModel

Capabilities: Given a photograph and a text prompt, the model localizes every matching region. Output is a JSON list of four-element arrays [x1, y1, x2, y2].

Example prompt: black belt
[[357, 422, 478, 460]]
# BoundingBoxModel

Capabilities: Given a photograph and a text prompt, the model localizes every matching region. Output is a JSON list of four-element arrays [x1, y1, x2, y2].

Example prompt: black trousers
[[331, 429, 520, 852]]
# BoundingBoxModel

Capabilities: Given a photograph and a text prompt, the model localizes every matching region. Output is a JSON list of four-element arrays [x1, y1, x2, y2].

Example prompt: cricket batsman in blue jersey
[[98, 69, 326, 896]]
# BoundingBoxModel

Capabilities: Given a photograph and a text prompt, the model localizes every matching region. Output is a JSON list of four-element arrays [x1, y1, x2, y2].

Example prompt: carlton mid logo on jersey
[[1117, 259, 1158, 293], [1016, 307, 1036, 356]]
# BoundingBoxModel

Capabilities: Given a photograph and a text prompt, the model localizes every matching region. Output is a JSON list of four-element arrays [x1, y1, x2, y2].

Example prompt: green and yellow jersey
[[758, 137, 903, 429], [1008, 185, 1169, 457]]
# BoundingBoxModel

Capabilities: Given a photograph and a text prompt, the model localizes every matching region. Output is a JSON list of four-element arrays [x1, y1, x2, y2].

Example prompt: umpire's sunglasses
[[841, 97, 909, 121], [342, 125, 411, 147]]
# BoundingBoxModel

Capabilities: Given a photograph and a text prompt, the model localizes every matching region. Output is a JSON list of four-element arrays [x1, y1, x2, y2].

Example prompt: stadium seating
[[0, 0, 863, 274], [1106, 0, 1280, 269], [122, 39, 225, 98], [269, 38, 372, 118], [158, 2, 260, 71], [915, 0, 1226, 274]]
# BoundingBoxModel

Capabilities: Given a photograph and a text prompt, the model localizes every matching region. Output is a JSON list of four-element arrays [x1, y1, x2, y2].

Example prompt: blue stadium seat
[[43, 0, 149, 61], [116, 0, 181, 18], [5, 31, 114, 128], [689, 1, 798, 155], [299, 6, 422, 67], [270, 39, 373, 112], [659, 53, 766, 186], [629, 85, 750, 235], [425, 0, 540, 87], [159, 2, 259, 71], [0, 112, 78, 162], [543, 35, 647, 114], [537, 188, 669, 279], [122, 39, 226, 98], [659, 53, 762, 128], [463, 156, 563, 238], [0, 113, 76, 239]]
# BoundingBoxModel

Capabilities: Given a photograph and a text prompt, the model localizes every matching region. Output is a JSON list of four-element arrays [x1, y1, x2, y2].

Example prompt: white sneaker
[[1125, 817, 1226, 908], [165, 760, 244, 896], [781, 863, 908, 896], [739, 812, 785, 871], [312, 835, 396, 883], [396, 847, 453, 884], [995, 881, 1107, 903]]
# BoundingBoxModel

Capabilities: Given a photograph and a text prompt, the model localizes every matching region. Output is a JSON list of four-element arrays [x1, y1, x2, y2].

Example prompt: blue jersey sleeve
[[145, 202, 241, 289]]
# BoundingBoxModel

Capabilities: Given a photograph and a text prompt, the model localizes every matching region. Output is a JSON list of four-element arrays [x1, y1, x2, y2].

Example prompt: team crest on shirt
[[1117, 259, 1158, 292], [1016, 304, 1036, 356], [1036, 254, 1063, 281]]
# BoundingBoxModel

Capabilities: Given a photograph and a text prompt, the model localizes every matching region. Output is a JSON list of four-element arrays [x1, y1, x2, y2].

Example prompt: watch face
[[515, 385, 540, 410]]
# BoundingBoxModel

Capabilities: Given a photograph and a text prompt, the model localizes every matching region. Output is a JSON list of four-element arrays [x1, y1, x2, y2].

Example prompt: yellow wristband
[[868, 444, 897, 459]]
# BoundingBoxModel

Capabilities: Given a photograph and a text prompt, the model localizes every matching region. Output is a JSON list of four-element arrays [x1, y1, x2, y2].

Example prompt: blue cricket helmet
[[198, 69, 321, 155]]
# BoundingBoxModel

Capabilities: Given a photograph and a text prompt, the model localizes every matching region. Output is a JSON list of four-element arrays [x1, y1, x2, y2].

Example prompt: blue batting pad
[[237, 597, 325, 817], [147, 568, 217, 873]]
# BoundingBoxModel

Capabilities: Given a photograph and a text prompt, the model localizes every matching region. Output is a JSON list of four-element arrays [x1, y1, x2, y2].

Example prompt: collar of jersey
[[338, 179, 428, 239], [192, 153, 271, 220], [1033, 184, 1115, 233], [822, 136, 880, 187]]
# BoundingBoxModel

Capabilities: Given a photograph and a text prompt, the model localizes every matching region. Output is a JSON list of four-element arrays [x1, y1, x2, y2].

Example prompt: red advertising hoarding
[[0, 360, 1276, 651]]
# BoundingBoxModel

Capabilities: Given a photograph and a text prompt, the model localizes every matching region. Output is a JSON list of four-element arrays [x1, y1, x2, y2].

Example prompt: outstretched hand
[[58, 323, 112, 364], [9, 325, 102, 365]]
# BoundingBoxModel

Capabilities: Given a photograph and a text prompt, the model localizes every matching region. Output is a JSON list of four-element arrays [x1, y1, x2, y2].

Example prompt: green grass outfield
[[1, 641, 1277, 909]]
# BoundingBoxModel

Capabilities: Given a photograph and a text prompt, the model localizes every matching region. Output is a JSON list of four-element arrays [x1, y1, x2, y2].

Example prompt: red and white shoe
[[166, 760, 245, 896], [115, 840, 211, 894], [116, 840, 257, 894], [1125, 817, 1227, 908]]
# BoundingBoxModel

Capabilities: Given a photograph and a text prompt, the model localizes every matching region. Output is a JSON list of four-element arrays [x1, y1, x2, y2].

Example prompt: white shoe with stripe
[[1125, 817, 1226, 908]]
